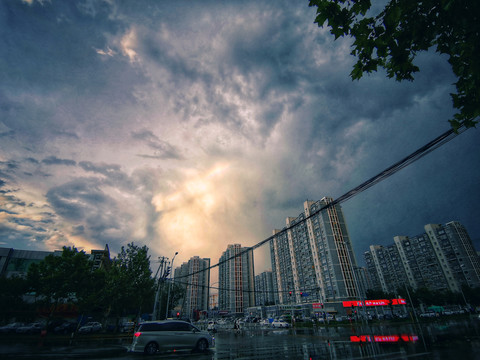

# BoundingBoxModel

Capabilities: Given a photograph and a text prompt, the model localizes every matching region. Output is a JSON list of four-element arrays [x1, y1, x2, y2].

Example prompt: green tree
[[152, 280, 188, 320], [26, 247, 94, 321], [309, 0, 480, 130], [27, 247, 91, 302], [101, 243, 155, 324], [0, 275, 30, 322]]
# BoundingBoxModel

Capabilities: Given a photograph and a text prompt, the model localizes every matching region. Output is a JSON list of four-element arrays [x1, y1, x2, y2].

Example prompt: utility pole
[[152, 256, 167, 320], [165, 252, 178, 319]]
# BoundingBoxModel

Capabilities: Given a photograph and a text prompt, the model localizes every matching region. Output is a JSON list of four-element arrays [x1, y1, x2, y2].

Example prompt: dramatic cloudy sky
[[1, 0, 479, 276]]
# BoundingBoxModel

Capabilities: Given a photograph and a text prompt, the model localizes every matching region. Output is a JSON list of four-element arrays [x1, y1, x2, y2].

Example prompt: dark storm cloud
[[0, 0, 118, 91], [25, 158, 40, 164], [131, 130, 184, 160], [72, 224, 85, 236], [0, 0, 145, 146], [0, 208, 16, 215], [0, 191, 26, 208], [53, 130, 80, 140], [78, 161, 133, 189], [45, 177, 132, 244], [121, 1, 313, 141], [42, 156, 77, 166], [7, 216, 47, 233], [46, 178, 105, 221], [0, 130, 15, 138], [0, 0, 478, 265], [0, 160, 19, 171], [0, 223, 34, 245]]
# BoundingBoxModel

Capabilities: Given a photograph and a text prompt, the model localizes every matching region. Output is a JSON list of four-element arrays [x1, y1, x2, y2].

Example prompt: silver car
[[130, 320, 214, 355], [78, 321, 102, 333]]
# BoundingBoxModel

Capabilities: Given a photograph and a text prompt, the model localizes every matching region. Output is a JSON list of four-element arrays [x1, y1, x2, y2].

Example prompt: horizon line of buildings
[[174, 200, 480, 318], [2, 197, 480, 319], [364, 221, 480, 295]]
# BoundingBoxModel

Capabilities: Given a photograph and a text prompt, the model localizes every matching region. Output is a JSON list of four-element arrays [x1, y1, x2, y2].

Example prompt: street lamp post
[[165, 252, 178, 319]]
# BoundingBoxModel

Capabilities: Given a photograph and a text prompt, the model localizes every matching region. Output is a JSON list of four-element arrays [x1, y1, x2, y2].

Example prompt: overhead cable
[[175, 125, 469, 280]]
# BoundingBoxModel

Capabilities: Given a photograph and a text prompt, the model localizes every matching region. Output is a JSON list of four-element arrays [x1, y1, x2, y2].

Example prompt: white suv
[[130, 320, 214, 355]]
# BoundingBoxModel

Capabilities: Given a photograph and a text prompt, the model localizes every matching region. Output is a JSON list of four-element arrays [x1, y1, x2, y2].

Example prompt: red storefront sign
[[365, 299, 390, 306], [342, 300, 364, 307], [342, 298, 407, 307], [350, 334, 418, 343]]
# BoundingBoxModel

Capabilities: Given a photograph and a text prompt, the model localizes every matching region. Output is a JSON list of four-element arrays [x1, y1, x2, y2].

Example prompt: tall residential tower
[[270, 197, 360, 305], [218, 244, 255, 314], [174, 256, 210, 320], [364, 221, 480, 293]]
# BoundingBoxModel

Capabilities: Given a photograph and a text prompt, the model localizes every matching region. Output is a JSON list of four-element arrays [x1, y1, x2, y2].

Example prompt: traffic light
[[176, 312, 180, 319], [289, 291, 292, 296], [300, 292, 303, 296]]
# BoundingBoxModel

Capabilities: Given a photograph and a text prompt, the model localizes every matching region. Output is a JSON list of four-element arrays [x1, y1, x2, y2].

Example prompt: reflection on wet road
[[1, 318, 479, 359]]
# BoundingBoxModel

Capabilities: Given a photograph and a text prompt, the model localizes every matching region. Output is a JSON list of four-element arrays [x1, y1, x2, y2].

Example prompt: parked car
[[0, 322, 24, 333], [271, 320, 290, 328], [129, 320, 214, 355], [78, 321, 102, 333], [259, 319, 270, 326], [53, 321, 77, 334], [318, 314, 334, 322], [420, 312, 437, 318], [16, 322, 45, 334]]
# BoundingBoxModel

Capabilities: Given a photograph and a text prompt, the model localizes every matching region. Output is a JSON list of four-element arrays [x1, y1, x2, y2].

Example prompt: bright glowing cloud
[[151, 162, 265, 264], [1, 0, 479, 275], [121, 28, 139, 63]]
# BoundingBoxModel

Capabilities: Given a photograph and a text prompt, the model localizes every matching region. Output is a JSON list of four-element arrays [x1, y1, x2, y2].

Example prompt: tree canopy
[[27, 247, 93, 307], [22, 244, 156, 326], [103, 243, 155, 320], [309, 0, 480, 130]]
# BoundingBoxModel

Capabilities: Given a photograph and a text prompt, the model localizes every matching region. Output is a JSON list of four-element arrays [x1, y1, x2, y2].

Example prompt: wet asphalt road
[[1, 318, 480, 359]]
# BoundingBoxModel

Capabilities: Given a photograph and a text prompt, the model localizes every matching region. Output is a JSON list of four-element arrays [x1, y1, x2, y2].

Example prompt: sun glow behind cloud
[[1, 0, 479, 278], [151, 163, 257, 263]]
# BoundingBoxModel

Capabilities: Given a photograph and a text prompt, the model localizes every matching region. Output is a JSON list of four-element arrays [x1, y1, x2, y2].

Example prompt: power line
[[172, 277, 322, 296], [175, 125, 469, 280]]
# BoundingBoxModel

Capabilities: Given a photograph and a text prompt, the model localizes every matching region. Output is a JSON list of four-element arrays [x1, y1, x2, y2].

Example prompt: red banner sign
[[343, 298, 407, 307], [351, 334, 418, 343]]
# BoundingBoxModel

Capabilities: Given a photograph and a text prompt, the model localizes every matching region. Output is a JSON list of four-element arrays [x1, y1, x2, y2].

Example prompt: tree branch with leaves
[[309, 0, 480, 130]]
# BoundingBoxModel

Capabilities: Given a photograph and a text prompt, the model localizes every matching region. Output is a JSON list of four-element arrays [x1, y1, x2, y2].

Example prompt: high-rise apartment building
[[270, 197, 360, 305], [444, 221, 480, 288], [255, 271, 277, 306], [364, 221, 480, 294], [218, 244, 255, 314], [174, 256, 210, 320]]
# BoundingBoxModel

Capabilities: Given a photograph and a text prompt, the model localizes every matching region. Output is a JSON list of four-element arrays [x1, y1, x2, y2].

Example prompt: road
[[1, 318, 479, 359]]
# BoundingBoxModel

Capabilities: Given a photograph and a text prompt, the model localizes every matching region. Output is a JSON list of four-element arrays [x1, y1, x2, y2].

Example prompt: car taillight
[[134, 332, 142, 337]]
